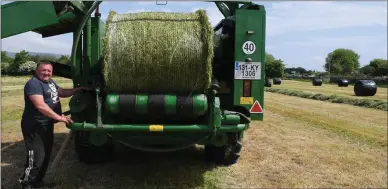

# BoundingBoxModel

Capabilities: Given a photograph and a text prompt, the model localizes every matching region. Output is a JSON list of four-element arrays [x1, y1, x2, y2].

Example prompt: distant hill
[[4, 51, 68, 59]]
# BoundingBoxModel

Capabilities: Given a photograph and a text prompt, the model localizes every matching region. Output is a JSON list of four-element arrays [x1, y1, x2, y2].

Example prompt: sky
[[1, 1, 387, 71]]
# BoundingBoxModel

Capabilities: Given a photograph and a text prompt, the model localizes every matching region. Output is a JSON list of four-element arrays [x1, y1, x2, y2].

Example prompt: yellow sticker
[[149, 125, 164, 132], [240, 97, 254, 104]]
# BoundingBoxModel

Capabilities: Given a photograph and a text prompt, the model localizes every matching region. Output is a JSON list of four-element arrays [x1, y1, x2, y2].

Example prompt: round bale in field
[[273, 78, 281, 85], [338, 79, 349, 87], [312, 78, 323, 86], [265, 79, 272, 87], [354, 80, 377, 96]]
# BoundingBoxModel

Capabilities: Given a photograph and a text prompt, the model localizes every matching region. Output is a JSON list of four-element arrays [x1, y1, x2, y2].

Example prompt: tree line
[[323, 48, 388, 76], [265, 48, 388, 79], [2, 48, 387, 78], [1, 50, 70, 74]]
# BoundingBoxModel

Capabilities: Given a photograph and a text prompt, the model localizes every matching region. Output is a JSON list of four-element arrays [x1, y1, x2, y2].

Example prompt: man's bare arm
[[29, 95, 63, 121], [58, 88, 80, 98], [58, 88, 77, 98], [58, 87, 89, 98]]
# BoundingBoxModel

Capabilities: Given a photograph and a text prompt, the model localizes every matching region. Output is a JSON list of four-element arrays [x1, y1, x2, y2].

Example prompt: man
[[19, 60, 89, 189]]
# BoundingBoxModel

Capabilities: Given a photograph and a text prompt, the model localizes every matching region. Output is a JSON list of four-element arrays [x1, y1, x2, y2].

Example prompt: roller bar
[[67, 122, 249, 132]]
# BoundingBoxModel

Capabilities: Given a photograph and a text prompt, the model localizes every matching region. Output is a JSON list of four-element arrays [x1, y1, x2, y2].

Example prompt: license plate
[[234, 61, 261, 80]]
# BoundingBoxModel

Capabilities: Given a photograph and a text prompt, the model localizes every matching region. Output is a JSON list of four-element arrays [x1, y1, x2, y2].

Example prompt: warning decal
[[249, 100, 263, 114], [240, 97, 254, 105]]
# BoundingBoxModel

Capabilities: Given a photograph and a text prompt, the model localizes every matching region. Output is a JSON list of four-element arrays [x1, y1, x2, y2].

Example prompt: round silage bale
[[312, 78, 322, 86], [338, 79, 349, 87], [354, 80, 377, 96], [103, 10, 214, 94], [273, 78, 281, 85], [265, 78, 272, 87]]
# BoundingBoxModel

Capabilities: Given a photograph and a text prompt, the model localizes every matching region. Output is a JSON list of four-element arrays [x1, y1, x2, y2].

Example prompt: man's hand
[[56, 114, 73, 124]]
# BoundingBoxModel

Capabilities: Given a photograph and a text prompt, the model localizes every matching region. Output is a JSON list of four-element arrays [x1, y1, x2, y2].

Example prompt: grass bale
[[338, 79, 349, 87], [265, 78, 272, 87], [103, 10, 214, 94], [273, 78, 281, 85], [354, 80, 377, 96], [312, 78, 323, 86]]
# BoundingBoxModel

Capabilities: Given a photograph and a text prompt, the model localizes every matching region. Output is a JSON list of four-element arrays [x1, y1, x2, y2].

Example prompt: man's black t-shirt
[[22, 76, 62, 125]]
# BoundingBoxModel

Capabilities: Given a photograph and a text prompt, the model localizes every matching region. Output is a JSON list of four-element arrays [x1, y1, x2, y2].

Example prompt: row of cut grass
[[265, 87, 387, 111], [271, 80, 387, 101]]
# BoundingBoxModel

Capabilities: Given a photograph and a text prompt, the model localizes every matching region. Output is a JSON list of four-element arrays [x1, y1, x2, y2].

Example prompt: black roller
[[273, 78, 281, 85], [148, 94, 166, 118], [354, 80, 377, 96], [177, 96, 194, 118], [312, 78, 322, 86], [338, 79, 349, 87], [119, 94, 136, 116], [109, 94, 207, 122]]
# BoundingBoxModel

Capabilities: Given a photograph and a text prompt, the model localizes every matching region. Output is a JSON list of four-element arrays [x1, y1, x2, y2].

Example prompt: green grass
[[288, 78, 388, 88], [1, 76, 73, 124], [1, 75, 71, 85], [271, 80, 387, 101], [1, 76, 387, 188], [265, 92, 387, 147], [265, 87, 387, 111]]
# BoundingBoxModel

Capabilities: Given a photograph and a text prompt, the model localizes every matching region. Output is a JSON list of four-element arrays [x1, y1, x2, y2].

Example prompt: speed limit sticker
[[242, 41, 256, 55]]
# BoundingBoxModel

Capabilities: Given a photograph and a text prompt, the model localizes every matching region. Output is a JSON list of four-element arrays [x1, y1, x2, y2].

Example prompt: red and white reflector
[[249, 100, 263, 113]]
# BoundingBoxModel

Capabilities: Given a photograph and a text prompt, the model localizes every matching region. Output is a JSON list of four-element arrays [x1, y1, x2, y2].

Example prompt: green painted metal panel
[[222, 114, 240, 125], [71, 32, 83, 87], [68, 122, 248, 132], [193, 94, 208, 116], [91, 17, 105, 74], [1, 1, 59, 38], [89, 17, 105, 87], [91, 17, 100, 76], [69, 1, 87, 13], [136, 94, 148, 114], [106, 94, 119, 114], [233, 6, 266, 121], [164, 95, 176, 115], [164, 95, 177, 115], [83, 18, 92, 80]]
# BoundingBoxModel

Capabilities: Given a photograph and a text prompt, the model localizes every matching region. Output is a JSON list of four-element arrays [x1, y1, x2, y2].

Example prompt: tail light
[[243, 80, 251, 97]]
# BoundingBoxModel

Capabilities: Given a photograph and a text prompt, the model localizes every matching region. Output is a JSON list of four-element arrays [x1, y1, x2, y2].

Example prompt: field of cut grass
[[272, 80, 387, 101], [1, 76, 387, 188]]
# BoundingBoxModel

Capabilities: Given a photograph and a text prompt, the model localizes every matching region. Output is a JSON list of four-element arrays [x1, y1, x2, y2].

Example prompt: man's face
[[36, 63, 53, 82]]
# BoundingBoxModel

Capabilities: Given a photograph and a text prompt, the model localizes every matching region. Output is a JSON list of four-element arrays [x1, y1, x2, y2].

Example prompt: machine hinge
[[247, 30, 255, 35]]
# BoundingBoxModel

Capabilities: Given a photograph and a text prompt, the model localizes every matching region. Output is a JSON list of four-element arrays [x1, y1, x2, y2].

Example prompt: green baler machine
[[1, 1, 266, 165]]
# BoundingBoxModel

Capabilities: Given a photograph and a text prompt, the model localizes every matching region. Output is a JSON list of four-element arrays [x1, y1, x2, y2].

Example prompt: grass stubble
[[1, 77, 387, 188]]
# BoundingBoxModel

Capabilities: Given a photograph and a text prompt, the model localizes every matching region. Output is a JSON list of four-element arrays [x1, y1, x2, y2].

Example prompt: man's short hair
[[36, 60, 52, 70]]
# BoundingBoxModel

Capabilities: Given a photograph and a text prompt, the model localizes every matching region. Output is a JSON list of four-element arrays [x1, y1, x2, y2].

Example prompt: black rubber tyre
[[204, 133, 243, 166], [74, 131, 115, 164]]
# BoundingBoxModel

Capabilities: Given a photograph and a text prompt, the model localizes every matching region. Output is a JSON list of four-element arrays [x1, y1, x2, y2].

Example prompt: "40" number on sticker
[[242, 41, 256, 55]]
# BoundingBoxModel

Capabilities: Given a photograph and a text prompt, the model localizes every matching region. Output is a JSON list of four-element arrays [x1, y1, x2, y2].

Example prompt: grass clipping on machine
[[103, 10, 214, 94]]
